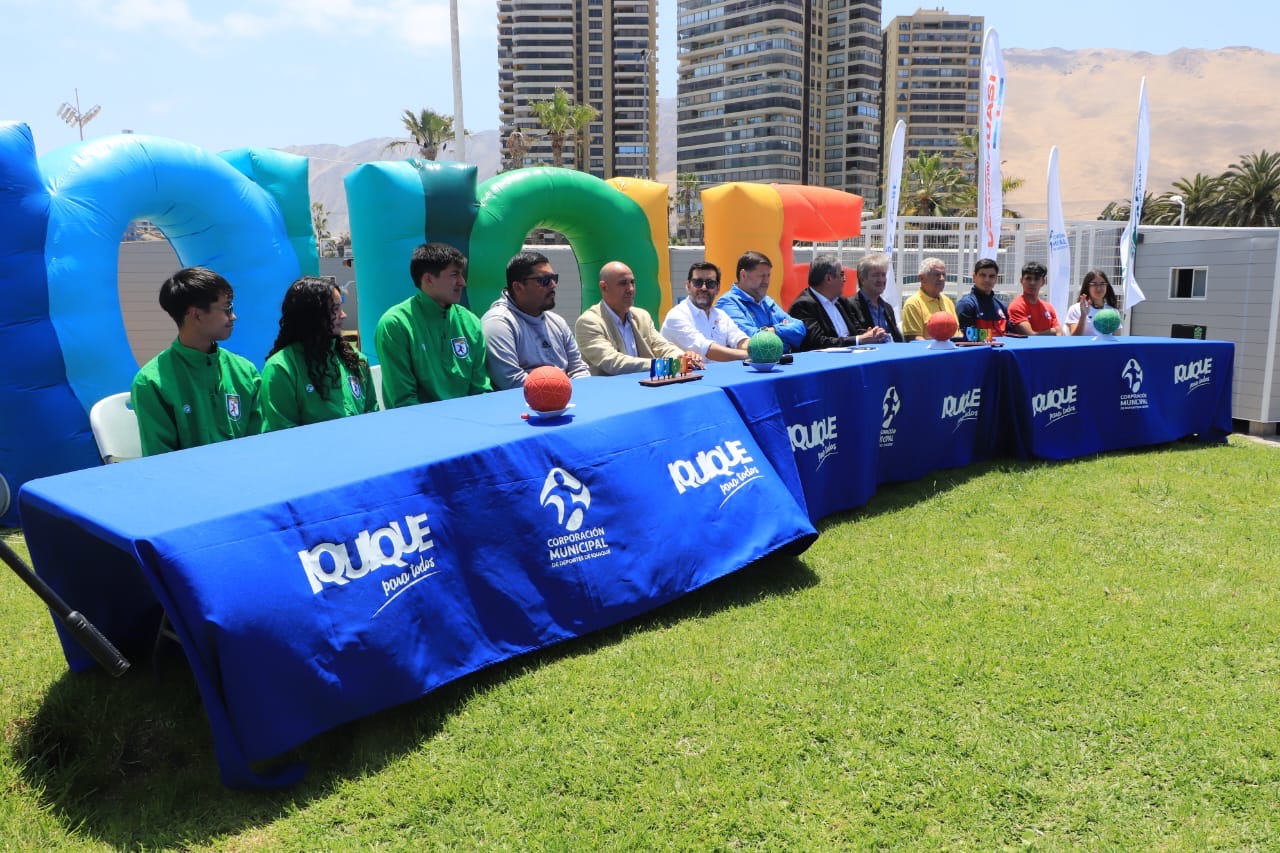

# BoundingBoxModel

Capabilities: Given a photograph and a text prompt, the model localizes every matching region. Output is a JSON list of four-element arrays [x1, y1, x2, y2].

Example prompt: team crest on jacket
[[226, 393, 242, 421], [451, 337, 470, 359], [349, 375, 363, 399]]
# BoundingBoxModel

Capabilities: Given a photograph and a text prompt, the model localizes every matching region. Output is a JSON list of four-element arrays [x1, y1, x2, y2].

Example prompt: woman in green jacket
[[259, 277, 378, 432]]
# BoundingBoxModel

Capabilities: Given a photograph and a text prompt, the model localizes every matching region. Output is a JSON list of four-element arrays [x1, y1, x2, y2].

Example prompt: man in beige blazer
[[575, 261, 705, 376]]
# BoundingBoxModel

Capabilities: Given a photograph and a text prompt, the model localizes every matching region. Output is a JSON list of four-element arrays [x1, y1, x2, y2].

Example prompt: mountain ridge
[[286, 47, 1280, 233]]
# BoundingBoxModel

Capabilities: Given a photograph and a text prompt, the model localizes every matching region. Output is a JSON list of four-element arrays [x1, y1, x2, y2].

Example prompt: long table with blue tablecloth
[[701, 343, 1003, 521], [16, 335, 1231, 787], [993, 335, 1234, 459], [18, 378, 816, 787]]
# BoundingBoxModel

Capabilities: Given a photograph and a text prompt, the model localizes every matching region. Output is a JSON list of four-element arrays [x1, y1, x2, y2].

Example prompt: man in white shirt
[[575, 261, 704, 375], [660, 262, 750, 362]]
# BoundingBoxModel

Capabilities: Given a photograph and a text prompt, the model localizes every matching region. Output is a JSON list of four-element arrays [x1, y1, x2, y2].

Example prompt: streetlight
[[1169, 194, 1186, 227], [640, 47, 656, 179], [56, 88, 101, 140]]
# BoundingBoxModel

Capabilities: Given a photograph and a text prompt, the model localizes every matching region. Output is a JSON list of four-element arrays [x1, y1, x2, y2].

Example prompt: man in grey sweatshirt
[[482, 251, 591, 390]]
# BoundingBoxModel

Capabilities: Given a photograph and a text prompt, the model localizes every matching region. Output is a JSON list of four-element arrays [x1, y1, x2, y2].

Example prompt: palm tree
[[384, 108, 459, 161], [1097, 192, 1157, 223], [506, 127, 534, 170], [950, 132, 1025, 218], [901, 152, 963, 217], [311, 202, 332, 256], [530, 89, 598, 169], [675, 173, 701, 244], [1219, 150, 1280, 228], [1169, 173, 1226, 227]]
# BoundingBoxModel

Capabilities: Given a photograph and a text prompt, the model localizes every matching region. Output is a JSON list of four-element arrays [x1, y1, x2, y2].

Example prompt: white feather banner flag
[[978, 29, 1005, 262], [883, 120, 906, 310], [1047, 147, 1071, 318]]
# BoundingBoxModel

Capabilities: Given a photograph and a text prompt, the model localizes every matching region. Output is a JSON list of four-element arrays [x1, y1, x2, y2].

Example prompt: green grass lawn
[[2, 436, 1278, 849]]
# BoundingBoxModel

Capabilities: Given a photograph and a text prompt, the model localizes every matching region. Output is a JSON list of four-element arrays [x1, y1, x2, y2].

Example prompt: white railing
[[810, 217, 1130, 308]]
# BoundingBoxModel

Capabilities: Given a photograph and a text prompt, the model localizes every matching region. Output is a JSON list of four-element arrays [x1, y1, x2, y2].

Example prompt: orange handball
[[523, 365, 573, 412], [925, 311, 959, 342]]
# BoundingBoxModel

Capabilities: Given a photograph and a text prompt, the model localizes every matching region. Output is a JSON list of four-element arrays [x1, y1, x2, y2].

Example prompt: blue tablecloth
[[16, 335, 1232, 787], [996, 336, 1234, 459], [702, 343, 1002, 521], [19, 377, 816, 787]]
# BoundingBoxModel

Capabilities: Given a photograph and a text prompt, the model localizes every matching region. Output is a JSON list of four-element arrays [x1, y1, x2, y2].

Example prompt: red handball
[[925, 311, 959, 342], [523, 366, 573, 412]]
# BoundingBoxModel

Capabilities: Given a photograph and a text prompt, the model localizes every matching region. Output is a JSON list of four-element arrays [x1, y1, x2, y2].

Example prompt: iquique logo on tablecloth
[[788, 414, 839, 471], [1174, 357, 1213, 394], [667, 439, 760, 506], [941, 386, 982, 432], [1032, 383, 1079, 426], [296, 512, 438, 601], [541, 467, 611, 569]]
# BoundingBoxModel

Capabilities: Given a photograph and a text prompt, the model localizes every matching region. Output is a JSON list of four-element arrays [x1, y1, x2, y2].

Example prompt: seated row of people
[[129, 245, 1120, 457]]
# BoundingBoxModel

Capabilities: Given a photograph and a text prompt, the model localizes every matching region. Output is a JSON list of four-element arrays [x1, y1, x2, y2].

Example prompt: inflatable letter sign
[[0, 123, 673, 522], [1, 119, 858, 523]]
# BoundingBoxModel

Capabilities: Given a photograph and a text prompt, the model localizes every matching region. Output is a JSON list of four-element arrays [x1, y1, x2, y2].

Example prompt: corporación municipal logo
[[1120, 358, 1149, 411], [668, 439, 761, 506], [1122, 358, 1143, 393], [788, 414, 839, 471], [941, 386, 982, 432], [297, 511, 438, 609], [1032, 383, 1079, 425], [1174, 357, 1213, 394], [880, 386, 901, 448], [540, 467, 591, 532], [540, 467, 610, 568]]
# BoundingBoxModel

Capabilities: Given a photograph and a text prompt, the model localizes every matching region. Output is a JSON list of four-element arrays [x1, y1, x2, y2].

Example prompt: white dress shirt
[[813, 289, 851, 338], [660, 297, 748, 356]]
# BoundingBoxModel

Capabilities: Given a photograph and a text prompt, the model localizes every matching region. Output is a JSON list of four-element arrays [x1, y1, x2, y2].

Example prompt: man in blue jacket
[[715, 251, 806, 352]]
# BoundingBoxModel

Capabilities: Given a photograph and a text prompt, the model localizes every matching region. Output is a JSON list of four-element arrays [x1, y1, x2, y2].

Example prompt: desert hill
[[1000, 46, 1280, 219], [285, 47, 1280, 233]]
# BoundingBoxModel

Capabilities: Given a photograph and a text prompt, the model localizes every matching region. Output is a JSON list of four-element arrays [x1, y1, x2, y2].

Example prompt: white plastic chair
[[369, 363, 386, 411], [89, 392, 142, 463]]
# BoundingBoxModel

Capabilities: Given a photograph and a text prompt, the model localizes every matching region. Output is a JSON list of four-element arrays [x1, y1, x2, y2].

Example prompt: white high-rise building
[[498, 0, 657, 178]]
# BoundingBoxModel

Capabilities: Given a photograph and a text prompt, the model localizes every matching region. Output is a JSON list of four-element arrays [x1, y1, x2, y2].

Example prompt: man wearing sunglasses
[[481, 251, 590, 390], [576, 261, 704, 376], [374, 242, 491, 407], [659, 261, 750, 362], [130, 266, 262, 456]]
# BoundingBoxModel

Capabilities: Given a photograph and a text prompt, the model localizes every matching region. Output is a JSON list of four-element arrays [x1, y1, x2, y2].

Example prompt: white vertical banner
[[882, 120, 906, 309], [1047, 146, 1071, 317], [978, 28, 1005, 262], [1120, 77, 1149, 313]]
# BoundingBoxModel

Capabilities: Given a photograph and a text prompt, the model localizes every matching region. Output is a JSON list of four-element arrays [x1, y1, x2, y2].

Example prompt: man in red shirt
[[1007, 262, 1063, 336]]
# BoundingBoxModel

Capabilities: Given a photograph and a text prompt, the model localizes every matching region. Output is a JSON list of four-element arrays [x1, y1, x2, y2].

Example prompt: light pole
[[56, 89, 101, 140], [640, 47, 655, 179], [1169, 194, 1186, 227], [449, 0, 465, 161]]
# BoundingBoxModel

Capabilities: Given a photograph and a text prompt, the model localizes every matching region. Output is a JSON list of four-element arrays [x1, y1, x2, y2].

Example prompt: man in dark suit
[[846, 252, 903, 344], [788, 254, 862, 350]]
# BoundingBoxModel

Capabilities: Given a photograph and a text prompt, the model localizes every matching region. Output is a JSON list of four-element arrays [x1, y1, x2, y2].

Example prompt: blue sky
[[4, 0, 1276, 157]]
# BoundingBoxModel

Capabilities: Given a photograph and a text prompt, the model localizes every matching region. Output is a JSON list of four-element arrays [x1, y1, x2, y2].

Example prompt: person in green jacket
[[374, 242, 491, 408], [259, 277, 378, 432], [130, 267, 262, 456]]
